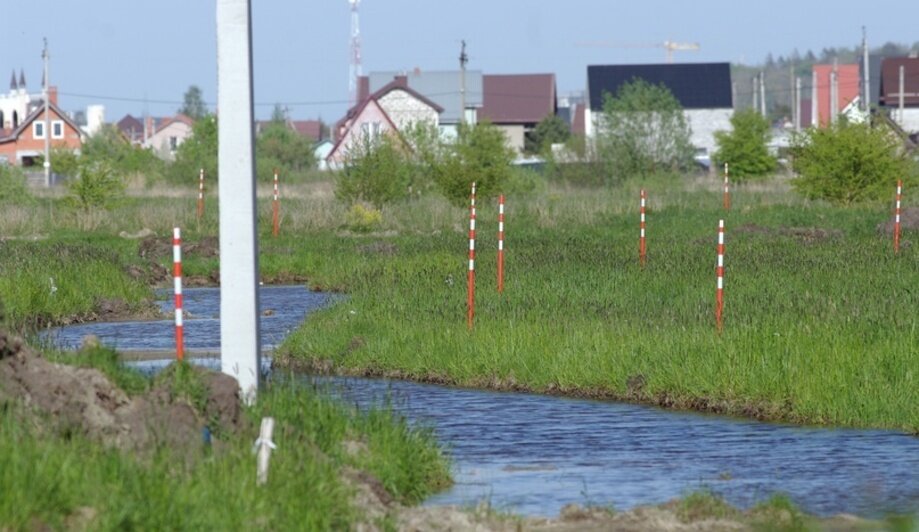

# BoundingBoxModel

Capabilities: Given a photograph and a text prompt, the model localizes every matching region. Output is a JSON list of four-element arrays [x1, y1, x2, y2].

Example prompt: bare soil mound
[[0, 330, 242, 455], [735, 223, 844, 243], [877, 206, 919, 235], [138, 235, 220, 260]]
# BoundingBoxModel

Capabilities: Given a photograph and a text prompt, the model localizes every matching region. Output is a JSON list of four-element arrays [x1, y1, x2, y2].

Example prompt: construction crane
[[576, 40, 701, 63]]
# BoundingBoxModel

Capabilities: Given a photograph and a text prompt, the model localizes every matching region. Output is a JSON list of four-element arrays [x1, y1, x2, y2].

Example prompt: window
[[52, 120, 64, 139], [33, 122, 45, 139], [169, 136, 178, 151]]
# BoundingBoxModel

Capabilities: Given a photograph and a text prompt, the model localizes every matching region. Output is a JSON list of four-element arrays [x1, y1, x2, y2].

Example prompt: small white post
[[256, 417, 276, 486]]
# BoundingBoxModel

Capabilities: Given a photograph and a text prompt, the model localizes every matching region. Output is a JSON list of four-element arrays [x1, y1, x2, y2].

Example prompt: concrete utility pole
[[216, 0, 261, 402], [459, 40, 468, 124], [862, 26, 871, 121], [811, 69, 818, 126], [794, 77, 802, 131], [899, 64, 905, 126], [42, 38, 50, 188], [759, 71, 767, 118], [752, 75, 758, 111], [830, 59, 839, 125], [731, 80, 737, 109]]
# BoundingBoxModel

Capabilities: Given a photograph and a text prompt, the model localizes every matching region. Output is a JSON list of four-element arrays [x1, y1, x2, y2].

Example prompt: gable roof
[[477, 74, 556, 124], [0, 99, 83, 143], [879, 57, 919, 107], [153, 114, 194, 134], [368, 70, 481, 123], [335, 78, 443, 141], [328, 98, 402, 162], [587, 62, 733, 111]]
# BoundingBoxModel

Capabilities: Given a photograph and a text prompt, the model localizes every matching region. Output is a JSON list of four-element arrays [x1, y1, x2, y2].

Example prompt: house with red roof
[[0, 91, 83, 167], [143, 114, 194, 160], [477, 73, 557, 153], [810, 64, 861, 127], [879, 57, 919, 134], [327, 76, 443, 168]]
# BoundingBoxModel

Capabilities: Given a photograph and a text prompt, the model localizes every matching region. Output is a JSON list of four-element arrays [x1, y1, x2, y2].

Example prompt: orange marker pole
[[272, 168, 280, 237], [894, 180, 902, 254], [723, 162, 730, 210], [196, 168, 205, 219], [639, 189, 647, 267], [467, 182, 476, 329], [497, 194, 505, 293], [173, 227, 184, 361], [715, 219, 725, 333]]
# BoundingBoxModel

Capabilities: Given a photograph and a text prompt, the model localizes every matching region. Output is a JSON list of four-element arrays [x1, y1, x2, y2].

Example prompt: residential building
[[255, 119, 324, 141], [328, 76, 443, 167], [143, 114, 194, 160], [117, 114, 145, 144], [314, 139, 334, 171], [477, 73, 556, 153], [363, 69, 482, 140], [0, 96, 83, 166], [585, 62, 733, 156], [879, 56, 919, 134], [810, 64, 861, 126], [0, 69, 41, 133]]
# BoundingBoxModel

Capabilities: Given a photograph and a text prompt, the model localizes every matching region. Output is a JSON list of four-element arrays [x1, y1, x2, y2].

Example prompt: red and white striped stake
[[272, 168, 280, 237], [894, 180, 903, 254], [467, 182, 476, 329], [723, 163, 730, 210], [715, 219, 725, 333], [196, 168, 205, 219], [497, 194, 505, 293], [639, 189, 647, 266], [173, 227, 185, 361]]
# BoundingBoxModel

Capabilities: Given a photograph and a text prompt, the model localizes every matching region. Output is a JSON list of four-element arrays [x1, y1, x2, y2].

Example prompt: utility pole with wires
[[42, 38, 50, 188], [862, 26, 871, 122], [752, 74, 758, 111], [759, 71, 767, 118], [459, 40, 468, 124]]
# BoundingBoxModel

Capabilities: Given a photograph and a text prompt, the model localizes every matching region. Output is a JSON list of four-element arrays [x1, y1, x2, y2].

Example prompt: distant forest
[[731, 41, 919, 121]]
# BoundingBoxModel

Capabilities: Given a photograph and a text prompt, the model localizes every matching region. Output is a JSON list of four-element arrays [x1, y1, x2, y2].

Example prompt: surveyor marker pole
[[894, 180, 903, 254], [723, 163, 730, 210], [497, 194, 505, 293], [173, 227, 184, 361], [272, 168, 280, 237], [639, 189, 647, 266], [715, 220, 725, 333], [197, 168, 205, 219], [467, 182, 476, 329]]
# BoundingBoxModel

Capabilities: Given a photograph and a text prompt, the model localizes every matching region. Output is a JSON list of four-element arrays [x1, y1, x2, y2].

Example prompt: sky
[[2, 0, 917, 123]]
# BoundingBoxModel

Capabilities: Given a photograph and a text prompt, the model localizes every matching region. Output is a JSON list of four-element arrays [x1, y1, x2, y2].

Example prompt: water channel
[[44, 286, 919, 518]]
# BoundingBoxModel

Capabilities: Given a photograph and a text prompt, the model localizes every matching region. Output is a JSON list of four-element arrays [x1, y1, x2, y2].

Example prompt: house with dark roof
[[143, 114, 195, 160], [328, 76, 443, 168], [585, 62, 733, 155], [477, 73, 556, 153], [117, 114, 145, 144], [0, 96, 83, 166], [879, 57, 919, 134]]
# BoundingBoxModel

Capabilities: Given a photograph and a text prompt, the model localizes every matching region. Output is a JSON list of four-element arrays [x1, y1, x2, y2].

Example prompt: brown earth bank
[[0, 331, 899, 530]]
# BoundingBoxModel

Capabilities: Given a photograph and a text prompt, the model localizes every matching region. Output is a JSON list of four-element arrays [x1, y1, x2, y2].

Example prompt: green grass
[[273, 179, 919, 432], [0, 376, 450, 530]]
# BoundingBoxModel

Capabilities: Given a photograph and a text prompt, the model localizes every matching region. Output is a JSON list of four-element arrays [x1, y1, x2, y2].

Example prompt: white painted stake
[[255, 417, 276, 486]]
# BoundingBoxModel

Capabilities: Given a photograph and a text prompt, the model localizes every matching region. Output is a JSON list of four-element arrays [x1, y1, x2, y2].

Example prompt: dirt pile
[[0, 330, 242, 454], [734, 223, 844, 243]]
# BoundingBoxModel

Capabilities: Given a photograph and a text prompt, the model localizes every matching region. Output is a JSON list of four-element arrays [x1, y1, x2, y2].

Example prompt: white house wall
[[377, 90, 439, 131], [896, 109, 919, 133], [686, 109, 733, 155]]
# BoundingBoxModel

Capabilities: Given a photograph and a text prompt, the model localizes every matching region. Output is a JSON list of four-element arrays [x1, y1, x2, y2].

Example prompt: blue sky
[[2, 0, 916, 122]]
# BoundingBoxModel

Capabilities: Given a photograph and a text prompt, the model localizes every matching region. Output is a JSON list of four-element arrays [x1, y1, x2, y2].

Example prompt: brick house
[[879, 57, 919, 134], [0, 94, 83, 167], [810, 64, 861, 127]]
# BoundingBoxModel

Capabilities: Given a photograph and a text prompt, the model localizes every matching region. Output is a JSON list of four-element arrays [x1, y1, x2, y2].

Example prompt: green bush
[[0, 164, 31, 203], [65, 161, 125, 212], [336, 134, 411, 209], [790, 121, 914, 204], [345, 202, 383, 232], [430, 121, 515, 206], [168, 115, 217, 185], [81, 125, 165, 182], [713, 109, 776, 180], [255, 120, 317, 183]]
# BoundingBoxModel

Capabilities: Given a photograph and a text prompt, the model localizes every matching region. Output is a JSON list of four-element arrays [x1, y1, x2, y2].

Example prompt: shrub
[[336, 134, 411, 209], [345, 203, 383, 232], [66, 161, 125, 212], [0, 164, 31, 203], [168, 115, 217, 185], [713, 109, 776, 180], [430, 121, 515, 207], [790, 121, 914, 204], [255, 120, 317, 183]]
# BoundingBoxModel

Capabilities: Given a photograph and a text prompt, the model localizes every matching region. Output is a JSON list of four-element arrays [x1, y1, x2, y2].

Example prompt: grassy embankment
[[0, 187, 450, 529], [262, 177, 918, 433]]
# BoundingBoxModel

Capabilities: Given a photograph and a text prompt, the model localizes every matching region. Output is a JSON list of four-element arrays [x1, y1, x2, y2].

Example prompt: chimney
[[48, 86, 58, 106], [357, 76, 370, 103], [394, 75, 408, 87]]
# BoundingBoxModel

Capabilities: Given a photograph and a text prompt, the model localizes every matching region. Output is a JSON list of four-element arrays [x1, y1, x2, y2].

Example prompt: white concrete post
[[899, 65, 906, 126], [217, 0, 261, 402], [255, 417, 276, 485]]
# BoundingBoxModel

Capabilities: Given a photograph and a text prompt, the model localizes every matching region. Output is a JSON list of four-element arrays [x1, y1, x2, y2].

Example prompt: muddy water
[[48, 286, 919, 518]]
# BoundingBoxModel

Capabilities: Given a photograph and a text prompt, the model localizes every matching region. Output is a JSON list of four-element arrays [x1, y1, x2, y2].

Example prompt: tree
[[81, 124, 164, 179], [179, 85, 207, 120], [169, 114, 218, 184], [431, 121, 515, 206], [336, 133, 412, 209], [526, 115, 570, 155], [256, 120, 316, 182], [790, 121, 914, 204], [596, 78, 694, 180], [713, 109, 776, 180]]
